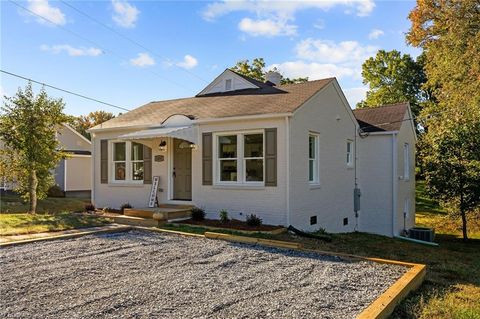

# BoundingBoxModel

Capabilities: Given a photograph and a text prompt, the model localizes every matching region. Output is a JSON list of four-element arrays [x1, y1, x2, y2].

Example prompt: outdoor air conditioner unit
[[409, 227, 435, 242]]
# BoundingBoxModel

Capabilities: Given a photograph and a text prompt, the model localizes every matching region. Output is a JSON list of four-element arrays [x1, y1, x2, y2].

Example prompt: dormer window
[[225, 79, 232, 91]]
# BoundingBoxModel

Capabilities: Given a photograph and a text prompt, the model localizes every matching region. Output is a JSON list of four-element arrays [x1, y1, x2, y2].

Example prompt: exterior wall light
[[158, 140, 167, 151]]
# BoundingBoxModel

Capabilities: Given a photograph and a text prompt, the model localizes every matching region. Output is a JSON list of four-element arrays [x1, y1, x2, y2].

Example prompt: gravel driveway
[[0, 231, 406, 318]]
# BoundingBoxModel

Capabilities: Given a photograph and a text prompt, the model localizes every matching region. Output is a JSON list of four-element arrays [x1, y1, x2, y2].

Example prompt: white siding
[[65, 156, 91, 191], [288, 82, 358, 233], [57, 125, 91, 151], [357, 134, 394, 236], [395, 112, 416, 235]]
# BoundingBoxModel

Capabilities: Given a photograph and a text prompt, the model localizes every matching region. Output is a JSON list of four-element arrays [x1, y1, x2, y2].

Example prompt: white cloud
[[268, 61, 356, 80], [130, 53, 155, 67], [112, 0, 139, 28], [202, 0, 375, 21], [238, 17, 296, 37], [344, 86, 369, 107], [368, 28, 384, 40], [296, 38, 377, 64], [40, 44, 103, 57], [27, 0, 66, 25], [313, 19, 326, 30], [176, 55, 198, 70]]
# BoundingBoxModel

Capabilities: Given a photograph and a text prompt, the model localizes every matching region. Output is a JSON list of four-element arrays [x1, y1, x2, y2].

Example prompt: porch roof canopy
[[118, 125, 198, 144]]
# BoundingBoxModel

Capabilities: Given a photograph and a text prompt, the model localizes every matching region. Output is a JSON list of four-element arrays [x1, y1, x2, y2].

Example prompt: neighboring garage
[[0, 231, 407, 318]]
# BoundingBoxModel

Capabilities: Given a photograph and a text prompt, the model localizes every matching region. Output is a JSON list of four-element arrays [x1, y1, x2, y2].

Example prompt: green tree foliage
[[231, 58, 308, 85], [407, 0, 480, 240], [0, 83, 69, 213], [73, 110, 115, 140], [357, 49, 430, 117]]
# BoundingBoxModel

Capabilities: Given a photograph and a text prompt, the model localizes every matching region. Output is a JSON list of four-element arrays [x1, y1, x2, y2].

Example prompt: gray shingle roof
[[92, 77, 334, 130], [353, 102, 410, 132]]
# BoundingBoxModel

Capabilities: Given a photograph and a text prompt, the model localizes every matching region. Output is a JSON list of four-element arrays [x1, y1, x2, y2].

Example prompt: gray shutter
[[100, 140, 108, 184], [202, 132, 213, 185], [265, 128, 277, 186], [143, 145, 152, 184]]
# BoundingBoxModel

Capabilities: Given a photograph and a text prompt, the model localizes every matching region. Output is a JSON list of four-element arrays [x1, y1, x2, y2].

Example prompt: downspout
[[285, 116, 291, 226], [392, 133, 398, 237], [91, 134, 96, 206], [354, 125, 359, 231]]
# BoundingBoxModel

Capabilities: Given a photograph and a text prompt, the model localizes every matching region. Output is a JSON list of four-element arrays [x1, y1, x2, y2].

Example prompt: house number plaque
[[154, 155, 164, 162]]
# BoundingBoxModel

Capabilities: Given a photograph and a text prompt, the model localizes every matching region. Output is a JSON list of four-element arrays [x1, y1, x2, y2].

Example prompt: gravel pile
[[0, 231, 406, 318]]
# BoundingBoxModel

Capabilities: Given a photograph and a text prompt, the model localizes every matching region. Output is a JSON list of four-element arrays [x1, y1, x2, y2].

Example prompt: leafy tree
[[407, 0, 480, 240], [73, 110, 115, 140], [231, 58, 266, 82], [231, 58, 308, 85], [357, 50, 430, 117], [0, 83, 69, 213]]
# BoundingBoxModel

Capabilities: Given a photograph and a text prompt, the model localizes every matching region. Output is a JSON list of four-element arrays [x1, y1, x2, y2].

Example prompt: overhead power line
[[8, 0, 197, 94], [1, 69, 131, 112], [58, 0, 208, 83]]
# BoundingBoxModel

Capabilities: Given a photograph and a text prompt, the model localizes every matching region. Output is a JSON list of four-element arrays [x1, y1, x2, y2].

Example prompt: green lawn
[[0, 193, 109, 236], [162, 181, 480, 319], [1, 193, 89, 214]]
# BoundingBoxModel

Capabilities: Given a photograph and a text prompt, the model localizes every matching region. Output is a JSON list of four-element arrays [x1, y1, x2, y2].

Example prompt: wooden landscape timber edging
[[169, 223, 287, 235], [0, 225, 132, 247]]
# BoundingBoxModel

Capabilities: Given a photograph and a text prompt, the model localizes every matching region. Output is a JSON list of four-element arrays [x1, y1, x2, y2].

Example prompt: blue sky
[[1, 0, 421, 116]]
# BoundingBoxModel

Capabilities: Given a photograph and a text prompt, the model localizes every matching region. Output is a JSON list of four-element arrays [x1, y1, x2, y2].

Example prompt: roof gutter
[[192, 113, 293, 124], [88, 113, 293, 133]]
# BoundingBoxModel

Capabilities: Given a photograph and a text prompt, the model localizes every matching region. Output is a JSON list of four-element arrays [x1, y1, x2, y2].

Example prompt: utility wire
[[9, 0, 196, 94], [58, 0, 208, 83], [1, 69, 131, 112]]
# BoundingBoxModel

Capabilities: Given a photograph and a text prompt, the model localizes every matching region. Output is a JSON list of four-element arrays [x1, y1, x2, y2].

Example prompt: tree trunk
[[461, 208, 468, 241], [28, 169, 38, 214]]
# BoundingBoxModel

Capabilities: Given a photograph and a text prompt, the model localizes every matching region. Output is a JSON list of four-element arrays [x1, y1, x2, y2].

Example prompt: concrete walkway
[[0, 224, 128, 243]]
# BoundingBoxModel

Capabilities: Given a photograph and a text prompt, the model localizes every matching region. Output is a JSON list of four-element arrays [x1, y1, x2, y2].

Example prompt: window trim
[[213, 130, 265, 186], [403, 143, 410, 181], [308, 133, 320, 185], [346, 140, 354, 167], [109, 140, 144, 184]]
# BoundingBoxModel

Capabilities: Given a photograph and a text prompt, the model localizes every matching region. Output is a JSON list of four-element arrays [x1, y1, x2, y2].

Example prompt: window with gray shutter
[[100, 140, 108, 184], [265, 128, 277, 186], [202, 132, 213, 185]]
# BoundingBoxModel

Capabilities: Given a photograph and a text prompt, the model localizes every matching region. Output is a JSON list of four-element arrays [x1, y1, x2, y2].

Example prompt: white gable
[[197, 69, 259, 96]]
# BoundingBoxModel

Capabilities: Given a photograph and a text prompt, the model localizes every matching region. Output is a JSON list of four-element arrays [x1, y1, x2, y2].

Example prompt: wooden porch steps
[[110, 215, 163, 227], [124, 206, 192, 221]]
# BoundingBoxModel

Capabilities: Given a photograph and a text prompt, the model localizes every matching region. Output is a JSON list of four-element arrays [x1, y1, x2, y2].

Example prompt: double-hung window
[[113, 142, 126, 181], [112, 141, 144, 182], [216, 132, 264, 184], [131, 142, 144, 181], [218, 135, 238, 182], [346, 140, 353, 167], [309, 134, 319, 184]]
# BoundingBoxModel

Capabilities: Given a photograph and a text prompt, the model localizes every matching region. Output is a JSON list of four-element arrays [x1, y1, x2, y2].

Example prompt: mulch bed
[[178, 218, 284, 231]]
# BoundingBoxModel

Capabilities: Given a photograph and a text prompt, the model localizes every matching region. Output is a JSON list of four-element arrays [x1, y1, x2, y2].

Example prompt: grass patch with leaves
[[0, 212, 110, 236], [1, 193, 89, 214]]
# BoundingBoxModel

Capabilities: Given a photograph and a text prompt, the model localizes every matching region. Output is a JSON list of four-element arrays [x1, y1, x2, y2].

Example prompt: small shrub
[[246, 214, 262, 227], [85, 203, 96, 212], [314, 227, 327, 235], [191, 207, 206, 221], [120, 202, 132, 213], [219, 209, 229, 223], [47, 185, 65, 198]]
